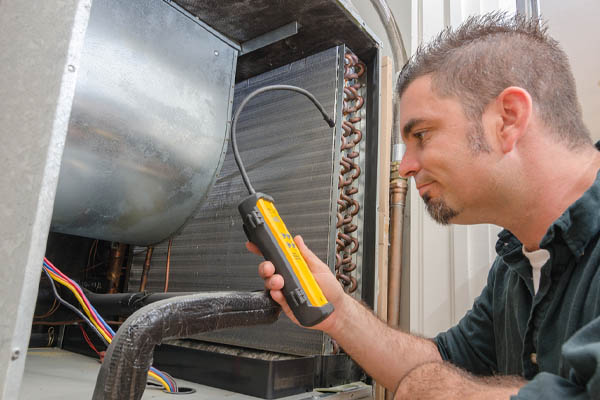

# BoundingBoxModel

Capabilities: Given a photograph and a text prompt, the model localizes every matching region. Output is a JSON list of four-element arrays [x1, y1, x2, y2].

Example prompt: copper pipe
[[336, 51, 366, 294], [163, 239, 173, 292], [107, 243, 127, 294], [387, 162, 408, 328], [139, 246, 154, 292], [366, 0, 409, 397]]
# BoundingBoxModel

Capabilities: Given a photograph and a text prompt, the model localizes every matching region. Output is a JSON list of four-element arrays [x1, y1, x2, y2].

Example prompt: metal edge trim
[[360, 48, 381, 309], [326, 45, 346, 277], [163, 0, 242, 51], [333, 0, 384, 49]]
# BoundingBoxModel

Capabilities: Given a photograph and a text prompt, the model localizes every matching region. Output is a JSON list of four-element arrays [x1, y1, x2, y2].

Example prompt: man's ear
[[494, 86, 532, 154]]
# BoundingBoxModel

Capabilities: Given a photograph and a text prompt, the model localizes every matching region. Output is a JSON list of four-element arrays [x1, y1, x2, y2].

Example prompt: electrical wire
[[41, 258, 177, 392], [79, 323, 103, 359], [33, 319, 124, 326], [230, 84, 336, 195], [43, 259, 174, 390], [164, 239, 172, 293], [33, 297, 59, 319], [43, 259, 175, 391], [41, 268, 109, 345], [43, 261, 112, 340]]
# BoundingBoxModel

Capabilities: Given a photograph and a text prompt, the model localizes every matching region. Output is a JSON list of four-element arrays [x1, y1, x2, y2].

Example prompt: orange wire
[[164, 239, 172, 292], [34, 298, 59, 319]]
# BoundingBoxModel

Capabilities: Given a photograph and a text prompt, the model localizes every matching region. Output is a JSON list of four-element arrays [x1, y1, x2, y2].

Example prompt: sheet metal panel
[[0, 1, 92, 398], [130, 46, 344, 356], [173, 0, 381, 81], [50, 0, 237, 245]]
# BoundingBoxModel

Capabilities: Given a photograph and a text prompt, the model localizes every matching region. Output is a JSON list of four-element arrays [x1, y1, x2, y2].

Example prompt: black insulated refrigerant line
[[92, 292, 280, 400]]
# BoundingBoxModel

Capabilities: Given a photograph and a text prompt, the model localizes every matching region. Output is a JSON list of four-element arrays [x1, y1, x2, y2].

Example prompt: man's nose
[[397, 148, 419, 178]]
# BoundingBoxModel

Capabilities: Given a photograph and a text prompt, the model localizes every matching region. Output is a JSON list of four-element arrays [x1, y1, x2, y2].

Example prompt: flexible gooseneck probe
[[230, 85, 336, 195]]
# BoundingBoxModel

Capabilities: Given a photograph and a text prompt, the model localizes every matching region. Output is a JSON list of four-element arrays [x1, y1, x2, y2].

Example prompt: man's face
[[398, 75, 497, 225]]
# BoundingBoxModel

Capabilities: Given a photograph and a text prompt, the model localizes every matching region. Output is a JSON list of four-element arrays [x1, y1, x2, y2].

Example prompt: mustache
[[415, 174, 434, 189]]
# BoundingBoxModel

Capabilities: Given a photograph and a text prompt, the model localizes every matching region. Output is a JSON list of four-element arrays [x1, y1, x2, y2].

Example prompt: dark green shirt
[[435, 144, 600, 399]]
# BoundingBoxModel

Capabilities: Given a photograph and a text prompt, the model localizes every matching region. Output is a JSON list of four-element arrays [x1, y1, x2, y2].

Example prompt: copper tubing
[[387, 162, 408, 327], [336, 51, 366, 293], [164, 239, 173, 292], [107, 243, 127, 294], [366, 2, 408, 398], [139, 246, 154, 292]]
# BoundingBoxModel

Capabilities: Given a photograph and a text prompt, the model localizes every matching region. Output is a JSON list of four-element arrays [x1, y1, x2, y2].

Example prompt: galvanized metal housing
[[50, 0, 237, 245]]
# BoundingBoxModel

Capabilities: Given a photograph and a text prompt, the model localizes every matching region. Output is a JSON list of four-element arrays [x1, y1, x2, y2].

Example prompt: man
[[251, 12, 600, 399]]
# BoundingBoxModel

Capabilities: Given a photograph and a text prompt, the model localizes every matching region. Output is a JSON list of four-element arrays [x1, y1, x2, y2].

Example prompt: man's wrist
[[323, 293, 356, 337]]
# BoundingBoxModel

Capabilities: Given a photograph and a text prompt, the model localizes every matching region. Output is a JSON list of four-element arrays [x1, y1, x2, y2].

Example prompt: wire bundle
[[42, 257, 178, 392]]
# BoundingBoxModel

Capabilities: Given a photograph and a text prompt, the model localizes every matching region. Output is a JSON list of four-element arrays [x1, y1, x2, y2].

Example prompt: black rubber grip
[[239, 193, 334, 327]]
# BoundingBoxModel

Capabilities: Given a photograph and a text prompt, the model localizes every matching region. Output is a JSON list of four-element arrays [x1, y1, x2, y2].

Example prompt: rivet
[[11, 348, 20, 361], [67, 65, 76, 72]]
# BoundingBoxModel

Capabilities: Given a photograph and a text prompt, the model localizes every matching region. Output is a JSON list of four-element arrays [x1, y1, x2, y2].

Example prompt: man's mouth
[[416, 182, 433, 197]]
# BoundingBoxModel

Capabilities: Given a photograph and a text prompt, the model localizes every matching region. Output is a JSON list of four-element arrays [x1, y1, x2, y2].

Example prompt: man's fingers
[[269, 289, 300, 324], [294, 235, 329, 273], [246, 241, 262, 256], [265, 275, 284, 291], [258, 261, 275, 278], [259, 262, 283, 290]]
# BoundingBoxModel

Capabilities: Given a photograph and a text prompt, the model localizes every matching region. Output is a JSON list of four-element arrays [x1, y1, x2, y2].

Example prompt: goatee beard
[[422, 194, 459, 225]]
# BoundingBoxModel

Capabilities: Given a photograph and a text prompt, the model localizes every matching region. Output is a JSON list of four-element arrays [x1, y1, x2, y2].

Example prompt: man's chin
[[423, 195, 459, 225]]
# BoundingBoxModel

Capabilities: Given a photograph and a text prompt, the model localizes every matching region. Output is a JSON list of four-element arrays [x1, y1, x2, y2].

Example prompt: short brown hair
[[398, 12, 591, 149]]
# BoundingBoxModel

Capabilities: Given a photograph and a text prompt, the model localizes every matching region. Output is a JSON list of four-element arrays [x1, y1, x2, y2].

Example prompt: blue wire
[[44, 261, 116, 336], [42, 260, 175, 392], [149, 367, 175, 391]]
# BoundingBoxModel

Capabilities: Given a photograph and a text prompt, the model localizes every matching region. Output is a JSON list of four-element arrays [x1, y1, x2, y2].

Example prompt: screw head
[[67, 64, 76, 72], [214, 50, 219, 56], [11, 349, 20, 361]]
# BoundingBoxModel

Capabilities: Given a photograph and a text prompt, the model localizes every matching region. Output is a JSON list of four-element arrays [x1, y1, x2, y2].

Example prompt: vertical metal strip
[[361, 50, 380, 308], [327, 45, 348, 276]]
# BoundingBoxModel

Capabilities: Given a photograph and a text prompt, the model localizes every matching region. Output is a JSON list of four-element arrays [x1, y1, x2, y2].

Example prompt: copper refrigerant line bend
[[336, 53, 366, 293], [92, 292, 280, 400]]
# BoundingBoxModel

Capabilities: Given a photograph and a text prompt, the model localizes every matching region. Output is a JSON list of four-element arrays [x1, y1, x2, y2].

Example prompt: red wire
[[79, 324, 102, 358], [44, 257, 111, 339]]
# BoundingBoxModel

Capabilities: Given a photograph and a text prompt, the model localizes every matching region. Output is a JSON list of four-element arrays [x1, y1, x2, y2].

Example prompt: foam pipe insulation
[[84, 290, 195, 317], [92, 292, 280, 400]]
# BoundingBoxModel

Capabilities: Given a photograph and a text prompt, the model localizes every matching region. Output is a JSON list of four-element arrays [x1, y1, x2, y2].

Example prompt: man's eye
[[413, 131, 427, 140]]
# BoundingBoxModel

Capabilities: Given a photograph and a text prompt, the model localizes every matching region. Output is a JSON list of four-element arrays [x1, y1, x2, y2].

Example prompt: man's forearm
[[394, 361, 526, 400], [326, 295, 442, 391]]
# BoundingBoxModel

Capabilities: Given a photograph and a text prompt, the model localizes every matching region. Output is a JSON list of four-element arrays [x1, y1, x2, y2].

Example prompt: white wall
[[352, 0, 599, 338], [349, 0, 509, 336], [349, 1, 412, 64], [540, 0, 600, 142], [408, 0, 515, 337]]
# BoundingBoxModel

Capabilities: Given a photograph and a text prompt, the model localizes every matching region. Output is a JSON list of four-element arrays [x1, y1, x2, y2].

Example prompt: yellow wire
[[148, 370, 171, 391], [45, 267, 172, 392], [45, 270, 112, 342]]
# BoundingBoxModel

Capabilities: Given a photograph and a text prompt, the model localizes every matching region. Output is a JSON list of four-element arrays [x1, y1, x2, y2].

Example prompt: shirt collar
[[540, 168, 600, 259], [496, 229, 522, 257]]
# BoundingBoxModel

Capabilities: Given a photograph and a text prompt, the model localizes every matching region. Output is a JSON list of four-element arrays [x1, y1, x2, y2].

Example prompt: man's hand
[[248, 235, 444, 392], [247, 235, 345, 333]]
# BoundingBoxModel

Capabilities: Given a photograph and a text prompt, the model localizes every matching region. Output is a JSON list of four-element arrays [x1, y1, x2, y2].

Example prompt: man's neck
[[503, 142, 600, 251]]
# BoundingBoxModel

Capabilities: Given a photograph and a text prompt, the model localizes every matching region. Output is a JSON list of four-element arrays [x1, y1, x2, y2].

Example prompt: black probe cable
[[231, 85, 336, 195]]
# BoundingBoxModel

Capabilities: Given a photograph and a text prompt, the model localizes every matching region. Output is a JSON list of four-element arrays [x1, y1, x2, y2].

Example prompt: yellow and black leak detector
[[231, 85, 335, 327]]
